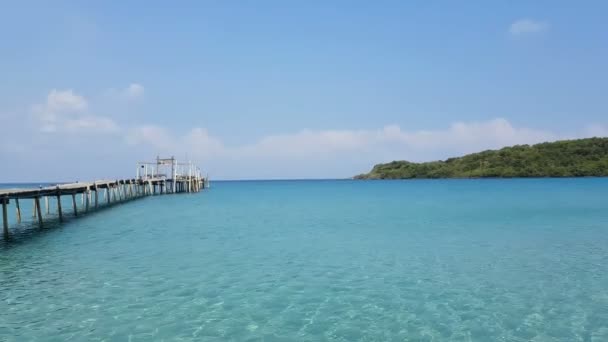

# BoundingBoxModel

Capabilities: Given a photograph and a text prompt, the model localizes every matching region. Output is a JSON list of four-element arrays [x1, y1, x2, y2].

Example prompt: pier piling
[[34, 197, 43, 227], [57, 192, 63, 222], [15, 198, 21, 223], [71, 194, 78, 216], [2, 197, 8, 238]]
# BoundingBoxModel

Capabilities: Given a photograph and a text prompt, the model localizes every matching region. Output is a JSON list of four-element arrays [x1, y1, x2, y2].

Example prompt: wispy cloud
[[126, 118, 561, 161], [509, 19, 549, 36], [124, 83, 144, 99], [45, 89, 88, 112], [31, 89, 118, 133]]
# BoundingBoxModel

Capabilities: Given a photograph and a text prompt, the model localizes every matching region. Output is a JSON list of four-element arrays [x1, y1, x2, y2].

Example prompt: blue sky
[[1, 1, 607, 181]]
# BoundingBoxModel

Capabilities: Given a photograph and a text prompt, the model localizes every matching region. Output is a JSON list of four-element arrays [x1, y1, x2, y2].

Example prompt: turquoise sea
[[1, 179, 608, 341]]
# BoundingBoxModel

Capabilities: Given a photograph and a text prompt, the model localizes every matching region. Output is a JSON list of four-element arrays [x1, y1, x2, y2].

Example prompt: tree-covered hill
[[354, 137, 608, 179]]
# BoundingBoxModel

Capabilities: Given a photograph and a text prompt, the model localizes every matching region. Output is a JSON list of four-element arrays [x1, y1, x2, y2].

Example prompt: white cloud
[[31, 89, 118, 133], [393, 118, 556, 150], [125, 125, 174, 149], [126, 118, 558, 162], [509, 19, 549, 35], [46, 89, 88, 112], [124, 83, 144, 99]]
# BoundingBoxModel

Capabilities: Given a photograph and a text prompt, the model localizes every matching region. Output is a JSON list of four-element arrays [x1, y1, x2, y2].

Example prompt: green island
[[355, 137, 608, 179]]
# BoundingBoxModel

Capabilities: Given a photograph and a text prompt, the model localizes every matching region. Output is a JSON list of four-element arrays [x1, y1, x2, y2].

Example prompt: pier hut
[[1, 157, 206, 239]]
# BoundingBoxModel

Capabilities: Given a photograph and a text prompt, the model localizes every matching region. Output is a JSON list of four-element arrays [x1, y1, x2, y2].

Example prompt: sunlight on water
[[1, 179, 608, 341]]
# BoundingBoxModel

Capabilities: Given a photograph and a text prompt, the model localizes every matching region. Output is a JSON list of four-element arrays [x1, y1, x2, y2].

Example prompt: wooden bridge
[[1, 157, 207, 239]]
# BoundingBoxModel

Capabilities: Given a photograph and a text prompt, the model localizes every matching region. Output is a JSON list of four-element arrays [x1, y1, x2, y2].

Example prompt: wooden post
[[117, 182, 123, 201], [107, 188, 111, 204], [56, 192, 63, 222], [33, 198, 37, 218], [15, 198, 21, 223], [34, 197, 43, 227], [2, 197, 8, 238], [85, 188, 90, 212], [94, 183, 99, 208], [72, 193, 78, 216], [45, 196, 50, 215]]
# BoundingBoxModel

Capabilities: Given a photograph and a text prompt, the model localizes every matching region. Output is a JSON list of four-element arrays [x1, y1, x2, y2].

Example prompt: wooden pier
[[1, 157, 207, 239]]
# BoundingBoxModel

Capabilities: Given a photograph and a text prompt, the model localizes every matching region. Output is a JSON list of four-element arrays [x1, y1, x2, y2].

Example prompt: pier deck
[[1, 157, 207, 239]]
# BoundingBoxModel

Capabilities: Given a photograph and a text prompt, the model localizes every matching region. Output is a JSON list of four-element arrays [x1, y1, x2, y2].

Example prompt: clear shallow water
[[1, 179, 608, 341]]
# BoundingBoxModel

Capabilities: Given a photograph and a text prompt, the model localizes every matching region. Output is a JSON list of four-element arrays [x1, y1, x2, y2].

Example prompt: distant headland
[[355, 137, 608, 179]]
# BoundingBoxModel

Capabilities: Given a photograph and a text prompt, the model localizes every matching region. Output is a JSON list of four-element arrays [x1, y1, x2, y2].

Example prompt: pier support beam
[[85, 188, 90, 212], [34, 196, 43, 227], [56, 192, 63, 222], [15, 198, 21, 223], [117, 183, 123, 201], [2, 197, 8, 238], [72, 194, 78, 216], [94, 184, 99, 208]]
